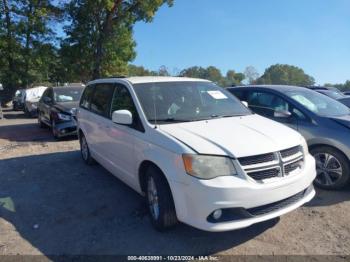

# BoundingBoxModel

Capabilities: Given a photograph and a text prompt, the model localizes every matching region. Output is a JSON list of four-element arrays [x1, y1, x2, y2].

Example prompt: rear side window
[[80, 85, 94, 109], [90, 83, 115, 117]]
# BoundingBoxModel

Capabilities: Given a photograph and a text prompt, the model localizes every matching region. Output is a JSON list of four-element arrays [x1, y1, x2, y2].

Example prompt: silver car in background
[[229, 85, 350, 190]]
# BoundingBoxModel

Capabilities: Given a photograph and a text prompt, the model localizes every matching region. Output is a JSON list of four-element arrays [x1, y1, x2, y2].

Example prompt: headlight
[[300, 136, 309, 155], [182, 154, 237, 179], [57, 113, 71, 121]]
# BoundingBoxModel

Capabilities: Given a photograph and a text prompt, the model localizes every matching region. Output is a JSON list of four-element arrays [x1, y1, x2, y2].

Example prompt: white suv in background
[[77, 76, 316, 232]]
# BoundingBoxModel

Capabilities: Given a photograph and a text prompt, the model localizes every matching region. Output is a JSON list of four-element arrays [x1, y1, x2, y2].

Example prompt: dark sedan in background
[[314, 89, 350, 108], [38, 85, 84, 139], [229, 85, 350, 190]]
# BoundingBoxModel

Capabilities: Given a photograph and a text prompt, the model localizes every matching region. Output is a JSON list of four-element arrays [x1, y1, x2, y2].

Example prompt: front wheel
[[38, 112, 45, 128], [145, 167, 178, 231], [310, 146, 350, 190], [51, 120, 59, 139]]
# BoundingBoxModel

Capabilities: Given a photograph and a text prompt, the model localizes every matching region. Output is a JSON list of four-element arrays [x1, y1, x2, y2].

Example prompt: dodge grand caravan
[[77, 77, 316, 232]]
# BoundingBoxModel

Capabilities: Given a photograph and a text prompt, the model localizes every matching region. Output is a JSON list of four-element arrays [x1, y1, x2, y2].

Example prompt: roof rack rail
[[91, 76, 127, 81], [106, 76, 127, 78]]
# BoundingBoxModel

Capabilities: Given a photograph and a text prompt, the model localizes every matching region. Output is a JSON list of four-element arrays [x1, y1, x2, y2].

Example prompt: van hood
[[160, 115, 302, 158]]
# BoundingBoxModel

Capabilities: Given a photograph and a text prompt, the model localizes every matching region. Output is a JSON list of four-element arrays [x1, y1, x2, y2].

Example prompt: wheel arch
[[138, 160, 169, 193], [309, 143, 350, 162]]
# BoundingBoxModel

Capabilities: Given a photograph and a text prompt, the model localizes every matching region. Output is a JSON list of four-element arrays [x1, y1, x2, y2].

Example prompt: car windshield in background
[[320, 90, 345, 100], [54, 88, 83, 103], [286, 90, 350, 117], [133, 81, 251, 124]]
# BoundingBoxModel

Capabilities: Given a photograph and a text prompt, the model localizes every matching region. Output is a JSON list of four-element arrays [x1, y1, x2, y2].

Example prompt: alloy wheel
[[81, 136, 89, 161], [147, 176, 160, 220], [314, 153, 343, 186]]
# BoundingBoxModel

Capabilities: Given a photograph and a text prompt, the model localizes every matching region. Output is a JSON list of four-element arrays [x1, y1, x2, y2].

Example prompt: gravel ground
[[0, 108, 350, 257]]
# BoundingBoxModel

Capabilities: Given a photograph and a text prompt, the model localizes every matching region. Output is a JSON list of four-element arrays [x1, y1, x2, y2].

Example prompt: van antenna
[[153, 87, 158, 129]]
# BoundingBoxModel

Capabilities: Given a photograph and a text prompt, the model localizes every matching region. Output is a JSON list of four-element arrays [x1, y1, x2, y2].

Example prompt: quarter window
[[90, 84, 114, 117], [110, 84, 144, 132], [110, 85, 137, 117]]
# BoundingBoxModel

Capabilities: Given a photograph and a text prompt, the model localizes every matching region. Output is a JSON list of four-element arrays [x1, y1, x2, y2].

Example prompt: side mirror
[[112, 110, 133, 125], [274, 110, 292, 118], [242, 101, 248, 107], [43, 96, 52, 104]]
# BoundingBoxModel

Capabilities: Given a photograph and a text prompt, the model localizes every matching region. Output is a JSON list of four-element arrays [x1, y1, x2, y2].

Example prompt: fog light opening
[[212, 209, 222, 220]]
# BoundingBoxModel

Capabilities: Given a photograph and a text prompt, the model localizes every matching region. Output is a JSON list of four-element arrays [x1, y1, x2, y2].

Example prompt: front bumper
[[171, 154, 316, 232], [54, 119, 78, 138]]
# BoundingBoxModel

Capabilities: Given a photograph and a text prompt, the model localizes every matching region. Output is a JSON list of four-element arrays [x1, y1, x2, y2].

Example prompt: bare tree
[[244, 66, 259, 84]]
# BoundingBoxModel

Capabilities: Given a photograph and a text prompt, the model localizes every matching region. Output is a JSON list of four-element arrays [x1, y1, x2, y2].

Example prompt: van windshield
[[133, 81, 251, 124]]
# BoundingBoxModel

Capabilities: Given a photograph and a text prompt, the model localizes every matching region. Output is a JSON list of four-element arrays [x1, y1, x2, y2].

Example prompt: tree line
[[1, 0, 349, 103]]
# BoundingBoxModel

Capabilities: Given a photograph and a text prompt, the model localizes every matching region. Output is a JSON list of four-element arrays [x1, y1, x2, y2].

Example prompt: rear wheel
[[145, 166, 178, 231], [80, 133, 95, 165], [310, 146, 350, 190]]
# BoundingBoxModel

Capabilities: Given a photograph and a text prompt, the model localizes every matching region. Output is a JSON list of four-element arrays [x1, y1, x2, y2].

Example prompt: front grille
[[247, 189, 306, 216], [239, 145, 304, 182], [280, 146, 301, 158], [238, 153, 276, 166], [284, 160, 303, 175], [247, 168, 280, 180]]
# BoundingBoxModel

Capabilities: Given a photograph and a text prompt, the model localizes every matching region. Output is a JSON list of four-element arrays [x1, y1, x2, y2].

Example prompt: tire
[[51, 119, 59, 139], [38, 113, 45, 128], [310, 146, 350, 190], [145, 166, 178, 231], [79, 133, 95, 165]]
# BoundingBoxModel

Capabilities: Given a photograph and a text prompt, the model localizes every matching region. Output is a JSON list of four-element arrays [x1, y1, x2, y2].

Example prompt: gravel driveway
[[0, 108, 350, 257]]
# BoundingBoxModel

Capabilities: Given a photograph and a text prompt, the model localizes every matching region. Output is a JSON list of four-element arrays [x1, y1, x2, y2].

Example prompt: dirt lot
[[1, 108, 350, 257]]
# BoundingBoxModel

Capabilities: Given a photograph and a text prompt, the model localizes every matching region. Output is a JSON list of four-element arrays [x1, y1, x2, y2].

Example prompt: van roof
[[89, 76, 210, 85]]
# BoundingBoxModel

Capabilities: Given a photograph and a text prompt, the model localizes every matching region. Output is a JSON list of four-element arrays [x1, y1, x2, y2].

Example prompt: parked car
[[24, 86, 48, 117], [314, 89, 350, 108], [0, 83, 3, 119], [229, 85, 350, 190], [38, 85, 84, 139], [306, 85, 342, 93], [13, 89, 26, 111], [77, 77, 316, 232], [344, 91, 350, 96]]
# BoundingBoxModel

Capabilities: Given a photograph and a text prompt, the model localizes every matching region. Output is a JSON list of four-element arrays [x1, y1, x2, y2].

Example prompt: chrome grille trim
[[238, 153, 276, 166], [239, 145, 304, 181], [280, 146, 302, 158]]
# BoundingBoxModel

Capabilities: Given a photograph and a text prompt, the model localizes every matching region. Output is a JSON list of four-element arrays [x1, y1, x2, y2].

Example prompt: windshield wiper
[[148, 118, 192, 123], [210, 114, 245, 119]]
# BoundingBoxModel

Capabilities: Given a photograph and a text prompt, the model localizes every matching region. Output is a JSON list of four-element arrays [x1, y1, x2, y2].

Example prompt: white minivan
[[77, 77, 316, 232]]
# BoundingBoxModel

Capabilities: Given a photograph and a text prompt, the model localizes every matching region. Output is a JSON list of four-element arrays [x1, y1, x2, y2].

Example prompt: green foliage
[[0, 0, 61, 100], [127, 64, 158, 76], [179, 66, 245, 87], [64, 0, 173, 80], [257, 64, 315, 86]]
